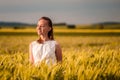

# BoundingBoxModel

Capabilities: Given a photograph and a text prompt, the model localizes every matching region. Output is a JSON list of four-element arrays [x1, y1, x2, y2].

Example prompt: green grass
[[0, 28, 120, 80]]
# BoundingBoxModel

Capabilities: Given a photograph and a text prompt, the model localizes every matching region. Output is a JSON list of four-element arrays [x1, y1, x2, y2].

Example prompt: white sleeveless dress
[[30, 40, 57, 66]]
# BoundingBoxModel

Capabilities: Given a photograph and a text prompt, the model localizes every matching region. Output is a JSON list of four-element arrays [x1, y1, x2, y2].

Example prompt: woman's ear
[[49, 27, 52, 31]]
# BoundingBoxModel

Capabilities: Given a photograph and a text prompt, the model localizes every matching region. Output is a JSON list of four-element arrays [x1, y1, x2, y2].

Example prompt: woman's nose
[[37, 26, 41, 30]]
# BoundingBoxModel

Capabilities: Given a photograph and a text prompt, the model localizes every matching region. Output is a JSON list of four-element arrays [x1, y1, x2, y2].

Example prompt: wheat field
[[0, 28, 120, 80]]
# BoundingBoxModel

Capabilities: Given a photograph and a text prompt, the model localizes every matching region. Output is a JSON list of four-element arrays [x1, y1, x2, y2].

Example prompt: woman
[[29, 16, 62, 66]]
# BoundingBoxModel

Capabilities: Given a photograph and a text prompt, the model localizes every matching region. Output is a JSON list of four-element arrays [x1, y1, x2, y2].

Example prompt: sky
[[0, 0, 120, 24]]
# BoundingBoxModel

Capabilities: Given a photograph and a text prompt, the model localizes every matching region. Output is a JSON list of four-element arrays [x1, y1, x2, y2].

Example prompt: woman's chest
[[32, 43, 55, 56]]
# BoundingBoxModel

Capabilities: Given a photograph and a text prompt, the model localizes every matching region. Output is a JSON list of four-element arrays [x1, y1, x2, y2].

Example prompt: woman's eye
[[37, 25, 40, 27], [39, 25, 44, 27], [42, 26, 46, 28], [37, 26, 43, 28]]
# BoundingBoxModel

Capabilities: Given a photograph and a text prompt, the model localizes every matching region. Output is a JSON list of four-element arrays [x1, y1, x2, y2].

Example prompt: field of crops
[[0, 28, 120, 80]]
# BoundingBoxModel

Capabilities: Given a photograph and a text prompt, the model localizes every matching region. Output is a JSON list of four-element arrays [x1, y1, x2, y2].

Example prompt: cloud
[[0, 0, 120, 24]]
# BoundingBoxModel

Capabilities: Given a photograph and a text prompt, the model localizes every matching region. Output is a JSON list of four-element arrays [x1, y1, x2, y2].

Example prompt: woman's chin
[[37, 32, 40, 35], [37, 33, 43, 36]]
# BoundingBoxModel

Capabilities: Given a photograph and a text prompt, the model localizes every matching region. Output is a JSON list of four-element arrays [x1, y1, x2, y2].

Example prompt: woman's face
[[36, 19, 51, 36]]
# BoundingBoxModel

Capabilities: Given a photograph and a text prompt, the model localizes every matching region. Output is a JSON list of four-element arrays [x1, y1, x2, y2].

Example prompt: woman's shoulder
[[45, 40, 59, 46], [49, 40, 58, 44], [29, 41, 38, 46], [50, 40, 60, 47]]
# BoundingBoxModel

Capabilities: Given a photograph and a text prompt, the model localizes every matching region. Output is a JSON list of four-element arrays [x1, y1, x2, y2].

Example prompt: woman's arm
[[55, 42, 62, 62], [29, 43, 34, 64]]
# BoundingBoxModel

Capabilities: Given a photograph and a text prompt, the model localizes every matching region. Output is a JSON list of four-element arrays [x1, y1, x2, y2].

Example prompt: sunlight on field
[[0, 28, 120, 80], [0, 28, 120, 33], [54, 28, 120, 33], [0, 28, 36, 33]]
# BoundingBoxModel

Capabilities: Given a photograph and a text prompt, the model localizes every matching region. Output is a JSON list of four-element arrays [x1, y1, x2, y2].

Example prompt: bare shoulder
[[54, 40, 62, 53], [29, 41, 36, 47], [54, 40, 62, 62], [54, 41, 61, 47], [29, 42, 33, 48]]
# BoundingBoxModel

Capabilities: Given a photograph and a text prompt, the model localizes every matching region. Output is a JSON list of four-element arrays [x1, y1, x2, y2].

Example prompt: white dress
[[30, 40, 57, 66]]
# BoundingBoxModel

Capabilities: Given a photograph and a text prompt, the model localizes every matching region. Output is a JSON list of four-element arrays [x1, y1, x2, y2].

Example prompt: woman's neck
[[38, 35, 50, 43], [41, 36, 50, 41]]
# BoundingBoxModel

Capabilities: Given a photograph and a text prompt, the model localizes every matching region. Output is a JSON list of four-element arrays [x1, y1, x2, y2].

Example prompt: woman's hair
[[39, 16, 54, 40]]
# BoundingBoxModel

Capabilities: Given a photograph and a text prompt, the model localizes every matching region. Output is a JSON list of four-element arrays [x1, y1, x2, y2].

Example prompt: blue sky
[[0, 0, 120, 24]]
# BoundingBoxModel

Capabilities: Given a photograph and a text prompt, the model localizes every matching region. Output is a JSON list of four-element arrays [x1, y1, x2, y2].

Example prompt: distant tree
[[13, 26, 19, 29], [67, 25, 76, 29], [95, 24, 104, 29], [99, 24, 104, 29], [53, 22, 66, 26]]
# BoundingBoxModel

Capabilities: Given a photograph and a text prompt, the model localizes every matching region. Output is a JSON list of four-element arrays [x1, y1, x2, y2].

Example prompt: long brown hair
[[39, 16, 54, 40]]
